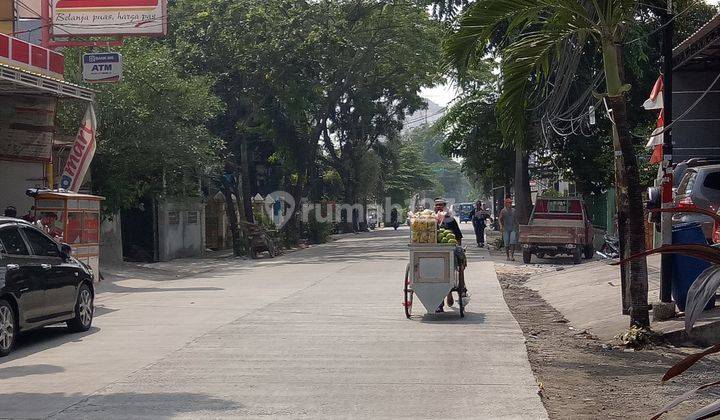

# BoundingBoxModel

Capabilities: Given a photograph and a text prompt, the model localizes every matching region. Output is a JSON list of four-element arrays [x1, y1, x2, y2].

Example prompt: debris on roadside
[[616, 326, 660, 350]]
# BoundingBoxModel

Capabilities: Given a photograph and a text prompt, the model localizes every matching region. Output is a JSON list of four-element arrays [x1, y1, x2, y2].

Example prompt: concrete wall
[[157, 199, 206, 262], [100, 214, 123, 266], [0, 160, 45, 215], [205, 192, 232, 251], [673, 71, 720, 162]]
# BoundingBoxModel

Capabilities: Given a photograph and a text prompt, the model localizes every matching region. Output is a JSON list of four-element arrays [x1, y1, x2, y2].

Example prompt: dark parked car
[[675, 164, 720, 242], [0, 217, 94, 357]]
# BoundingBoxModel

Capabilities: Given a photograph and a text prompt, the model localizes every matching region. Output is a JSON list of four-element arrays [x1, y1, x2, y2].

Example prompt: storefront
[[672, 14, 720, 162], [0, 32, 95, 214]]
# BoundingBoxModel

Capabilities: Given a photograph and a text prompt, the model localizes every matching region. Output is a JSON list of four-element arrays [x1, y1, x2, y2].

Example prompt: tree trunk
[[238, 137, 255, 224], [607, 95, 649, 327], [220, 177, 243, 257], [600, 40, 649, 326], [514, 147, 532, 225]]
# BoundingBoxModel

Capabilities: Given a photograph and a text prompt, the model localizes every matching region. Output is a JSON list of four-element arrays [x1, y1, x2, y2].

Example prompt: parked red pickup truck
[[519, 197, 595, 264]]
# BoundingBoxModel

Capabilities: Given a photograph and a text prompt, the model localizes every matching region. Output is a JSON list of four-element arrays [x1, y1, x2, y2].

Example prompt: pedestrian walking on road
[[499, 197, 518, 261], [470, 201, 488, 247]]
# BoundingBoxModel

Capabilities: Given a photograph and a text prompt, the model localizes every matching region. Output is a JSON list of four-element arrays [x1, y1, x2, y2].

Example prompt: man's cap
[[434, 197, 447, 204]]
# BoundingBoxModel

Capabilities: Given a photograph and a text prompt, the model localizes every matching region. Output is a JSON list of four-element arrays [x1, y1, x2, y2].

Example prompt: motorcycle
[[596, 234, 620, 259]]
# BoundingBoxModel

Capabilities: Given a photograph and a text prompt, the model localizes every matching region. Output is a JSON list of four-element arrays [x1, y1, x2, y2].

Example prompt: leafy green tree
[[445, 0, 655, 326], [385, 143, 436, 205], [402, 125, 472, 202], [171, 0, 442, 237], [319, 1, 443, 204], [437, 90, 514, 198], [58, 39, 223, 214]]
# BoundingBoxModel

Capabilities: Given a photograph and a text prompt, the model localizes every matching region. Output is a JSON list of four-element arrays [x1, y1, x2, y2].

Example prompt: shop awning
[[0, 62, 94, 101], [674, 13, 720, 71]]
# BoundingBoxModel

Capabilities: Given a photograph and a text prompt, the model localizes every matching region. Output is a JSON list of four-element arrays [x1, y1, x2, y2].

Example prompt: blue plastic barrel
[[672, 222, 713, 312]]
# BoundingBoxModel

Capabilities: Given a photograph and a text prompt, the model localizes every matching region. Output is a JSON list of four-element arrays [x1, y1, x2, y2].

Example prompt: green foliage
[[437, 89, 514, 193], [317, 2, 444, 202], [58, 39, 224, 213], [304, 212, 334, 245], [443, 0, 637, 147], [402, 125, 472, 201], [171, 0, 443, 210], [385, 142, 436, 205]]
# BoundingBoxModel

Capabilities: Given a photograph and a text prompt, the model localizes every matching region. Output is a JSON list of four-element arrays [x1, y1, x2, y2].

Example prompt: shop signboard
[[82, 52, 122, 83], [52, 0, 168, 36], [0, 96, 55, 162]]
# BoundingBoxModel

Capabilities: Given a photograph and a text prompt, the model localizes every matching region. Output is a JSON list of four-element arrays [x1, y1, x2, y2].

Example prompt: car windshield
[[679, 171, 698, 196], [548, 200, 569, 213]]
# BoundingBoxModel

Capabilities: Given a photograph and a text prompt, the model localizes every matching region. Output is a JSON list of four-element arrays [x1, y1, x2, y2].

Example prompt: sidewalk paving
[[526, 254, 720, 343]]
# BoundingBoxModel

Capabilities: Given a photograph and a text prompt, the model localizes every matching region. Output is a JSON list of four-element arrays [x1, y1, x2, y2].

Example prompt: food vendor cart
[[403, 210, 465, 318], [29, 189, 104, 281], [404, 244, 464, 318]]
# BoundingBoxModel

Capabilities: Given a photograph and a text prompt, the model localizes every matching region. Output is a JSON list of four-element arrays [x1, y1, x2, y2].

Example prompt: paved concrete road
[[0, 228, 546, 419]]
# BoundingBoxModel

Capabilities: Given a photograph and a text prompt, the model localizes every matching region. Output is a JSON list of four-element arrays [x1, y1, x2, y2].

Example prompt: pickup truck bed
[[518, 198, 595, 264], [519, 224, 587, 245]]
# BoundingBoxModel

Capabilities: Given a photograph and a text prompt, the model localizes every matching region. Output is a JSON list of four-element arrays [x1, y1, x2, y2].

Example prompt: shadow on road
[[2, 326, 100, 364], [0, 391, 242, 418], [417, 310, 486, 324], [0, 363, 64, 379]]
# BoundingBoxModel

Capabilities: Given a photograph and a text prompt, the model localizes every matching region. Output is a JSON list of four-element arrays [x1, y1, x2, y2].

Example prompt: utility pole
[[660, 0, 674, 303]]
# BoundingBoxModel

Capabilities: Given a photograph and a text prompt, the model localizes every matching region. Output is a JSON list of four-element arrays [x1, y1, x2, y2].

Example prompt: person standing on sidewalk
[[499, 197, 518, 261], [470, 201, 489, 247]]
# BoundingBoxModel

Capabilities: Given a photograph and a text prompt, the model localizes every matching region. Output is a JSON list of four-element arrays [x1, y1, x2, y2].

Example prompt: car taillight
[[678, 196, 696, 209]]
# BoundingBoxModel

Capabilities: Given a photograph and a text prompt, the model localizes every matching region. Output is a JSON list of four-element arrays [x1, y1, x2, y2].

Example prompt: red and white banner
[[644, 75, 665, 164], [643, 75, 664, 110], [60, 104, 97, 192]]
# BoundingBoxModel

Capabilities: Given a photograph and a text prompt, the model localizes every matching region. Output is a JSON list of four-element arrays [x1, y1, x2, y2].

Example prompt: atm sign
[[82, 52, 122, 83]]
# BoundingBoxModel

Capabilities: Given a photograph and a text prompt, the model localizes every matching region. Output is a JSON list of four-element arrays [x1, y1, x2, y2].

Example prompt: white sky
[[420, 82, 459, 108]]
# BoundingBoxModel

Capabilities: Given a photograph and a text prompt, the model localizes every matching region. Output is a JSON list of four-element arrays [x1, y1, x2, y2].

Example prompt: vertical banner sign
[[60, 104, 97, 192]]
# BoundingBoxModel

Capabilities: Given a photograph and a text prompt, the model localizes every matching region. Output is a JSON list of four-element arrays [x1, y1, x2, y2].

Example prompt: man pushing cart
[[403, 198, 469, 318]]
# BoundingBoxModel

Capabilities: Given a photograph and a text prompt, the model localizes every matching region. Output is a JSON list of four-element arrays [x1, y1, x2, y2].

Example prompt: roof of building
[[0, 62, 95, 101], [28, 190, 104, 200], [673, 13, 720, 71]]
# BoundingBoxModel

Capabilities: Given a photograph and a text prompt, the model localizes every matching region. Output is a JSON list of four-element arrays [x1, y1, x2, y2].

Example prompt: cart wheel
[[403, 264, 413, 319]]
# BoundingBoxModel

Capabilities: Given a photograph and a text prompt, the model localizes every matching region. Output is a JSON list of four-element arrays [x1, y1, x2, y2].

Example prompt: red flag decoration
[[60, 104, 97, 192], [646, 111, 664, 164], [644, 75, 664, 110], [644, 75, 664, 164]]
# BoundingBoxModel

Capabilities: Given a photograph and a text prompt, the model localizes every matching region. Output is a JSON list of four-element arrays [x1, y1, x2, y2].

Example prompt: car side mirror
[[60, 243, 72, 260]]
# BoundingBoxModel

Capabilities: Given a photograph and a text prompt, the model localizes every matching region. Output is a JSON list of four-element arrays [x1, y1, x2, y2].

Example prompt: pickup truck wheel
[[572, 249, 582, 264], [584, 245, 594, 260], [522, 251, 532, 264]]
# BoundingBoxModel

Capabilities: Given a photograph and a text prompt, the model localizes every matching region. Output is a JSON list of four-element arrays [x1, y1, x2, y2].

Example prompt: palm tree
[[445, 0, 650, 327]]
